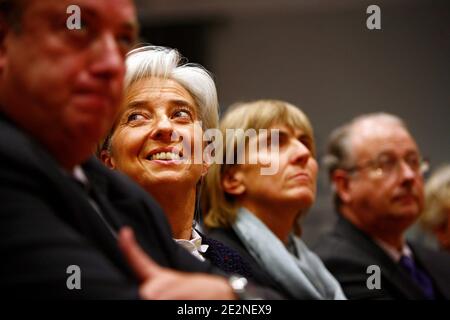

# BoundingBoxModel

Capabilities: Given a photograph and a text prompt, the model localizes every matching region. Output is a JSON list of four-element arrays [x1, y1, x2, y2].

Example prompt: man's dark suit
[[0, 113, 213, 299], [313, 216, 450, 300]]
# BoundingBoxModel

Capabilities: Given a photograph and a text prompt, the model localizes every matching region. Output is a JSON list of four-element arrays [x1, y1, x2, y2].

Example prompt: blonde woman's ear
[[201, 152, 213, 176]]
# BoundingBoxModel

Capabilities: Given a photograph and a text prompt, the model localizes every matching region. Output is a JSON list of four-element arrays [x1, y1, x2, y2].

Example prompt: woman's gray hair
[[98, 45, 219, 155], [323, 112, 407, 211], [125, 45, 219, 131]]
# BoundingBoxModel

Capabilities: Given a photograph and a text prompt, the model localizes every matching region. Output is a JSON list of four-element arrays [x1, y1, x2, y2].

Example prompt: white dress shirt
[[374, 238, 413, 263], [175, 229, 209, 262]]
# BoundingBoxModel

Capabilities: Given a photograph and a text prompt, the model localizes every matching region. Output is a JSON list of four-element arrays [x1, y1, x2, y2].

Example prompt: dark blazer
[[313, 216, 450, 300], [199, 231, 253, 279], [0, 113, 213, 299], [207, 227, 293, 299]]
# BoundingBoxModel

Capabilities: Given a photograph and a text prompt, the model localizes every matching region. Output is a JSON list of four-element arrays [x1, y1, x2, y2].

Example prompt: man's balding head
[[325, 113, 425, 239]]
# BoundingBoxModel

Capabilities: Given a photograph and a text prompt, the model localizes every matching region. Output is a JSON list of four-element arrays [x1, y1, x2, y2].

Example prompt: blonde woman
[[203, 100, 346, 299]]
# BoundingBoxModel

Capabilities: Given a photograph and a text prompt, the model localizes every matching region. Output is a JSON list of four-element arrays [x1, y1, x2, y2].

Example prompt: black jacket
[[0, 113, 213, 299], [313, 216, 450, 300]]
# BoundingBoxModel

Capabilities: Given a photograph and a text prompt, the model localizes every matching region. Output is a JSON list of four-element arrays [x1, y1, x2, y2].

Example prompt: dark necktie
[[399, 255, 435, 300]]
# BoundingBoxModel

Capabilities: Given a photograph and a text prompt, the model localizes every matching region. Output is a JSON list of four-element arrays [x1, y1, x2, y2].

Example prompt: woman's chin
[[288, 188, 315, 202], [138, 172, 201, 190]]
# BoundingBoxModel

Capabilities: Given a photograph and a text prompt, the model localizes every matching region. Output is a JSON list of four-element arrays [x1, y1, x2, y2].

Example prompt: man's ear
[[222, 167, 246, 196], [332, 169, 352, 203], [100, 150, 115, 169]]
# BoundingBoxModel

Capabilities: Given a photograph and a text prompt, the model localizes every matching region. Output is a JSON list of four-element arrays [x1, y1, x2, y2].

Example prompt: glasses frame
[[345, 155, 430, 178]]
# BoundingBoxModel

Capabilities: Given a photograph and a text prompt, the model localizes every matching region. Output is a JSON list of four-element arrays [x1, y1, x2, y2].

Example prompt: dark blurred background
[[134, 0, 450, 246]]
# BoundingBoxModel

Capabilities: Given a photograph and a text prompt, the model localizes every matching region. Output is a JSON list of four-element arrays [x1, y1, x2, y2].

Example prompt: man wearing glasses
[[314, 113, 450, 299]]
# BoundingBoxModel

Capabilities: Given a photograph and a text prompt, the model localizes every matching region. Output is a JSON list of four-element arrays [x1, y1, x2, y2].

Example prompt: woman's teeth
[[149, 152, 181, 160]]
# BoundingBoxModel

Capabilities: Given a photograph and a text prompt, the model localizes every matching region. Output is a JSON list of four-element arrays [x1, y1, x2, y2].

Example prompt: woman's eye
[[278, 133, 289, 145], [300, 138, 312, 151], [126, 113, 146, 122], [173, 109, 192, 120]]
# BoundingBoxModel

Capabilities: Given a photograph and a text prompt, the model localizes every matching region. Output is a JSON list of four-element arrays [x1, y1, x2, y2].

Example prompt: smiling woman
[[99, 45, 253, 277]]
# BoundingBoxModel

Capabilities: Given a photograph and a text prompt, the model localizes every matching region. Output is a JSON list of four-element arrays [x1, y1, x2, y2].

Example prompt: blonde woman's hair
[[420, 164, 450, 229], [203, 99, 315, 229]]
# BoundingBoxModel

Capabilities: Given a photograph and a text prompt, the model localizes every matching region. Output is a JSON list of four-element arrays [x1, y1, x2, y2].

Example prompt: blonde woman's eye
[[278, 133, 289, 145], [301, 139, 312, 151]]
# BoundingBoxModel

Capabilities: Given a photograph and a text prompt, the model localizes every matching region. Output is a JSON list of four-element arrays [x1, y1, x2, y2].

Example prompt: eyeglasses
[[346, 152, 429, 178]]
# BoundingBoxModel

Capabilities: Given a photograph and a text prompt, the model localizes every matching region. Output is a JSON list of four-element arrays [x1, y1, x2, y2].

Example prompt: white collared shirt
[[175, 229, 209, 262], [374, 238, 413, 263]]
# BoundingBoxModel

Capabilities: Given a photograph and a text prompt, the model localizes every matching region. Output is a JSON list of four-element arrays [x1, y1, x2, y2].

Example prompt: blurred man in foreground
[[0, 0, 257, 299]]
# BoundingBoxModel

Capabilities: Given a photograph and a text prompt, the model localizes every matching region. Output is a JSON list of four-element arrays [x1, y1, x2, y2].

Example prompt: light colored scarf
[[232, 207, 346, 300]]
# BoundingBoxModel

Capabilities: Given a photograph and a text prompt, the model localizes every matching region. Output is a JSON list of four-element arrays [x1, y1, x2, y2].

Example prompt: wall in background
[[138, 0, 450, 245]]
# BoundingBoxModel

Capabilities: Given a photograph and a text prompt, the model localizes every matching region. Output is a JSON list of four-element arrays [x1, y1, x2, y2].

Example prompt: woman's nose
[[150, 116, 177, 142], [291, 139, 311, 166]]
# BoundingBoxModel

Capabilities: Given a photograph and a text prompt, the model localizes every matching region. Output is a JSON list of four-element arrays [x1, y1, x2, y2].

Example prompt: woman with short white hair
[[100, 45, 251, 277]]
